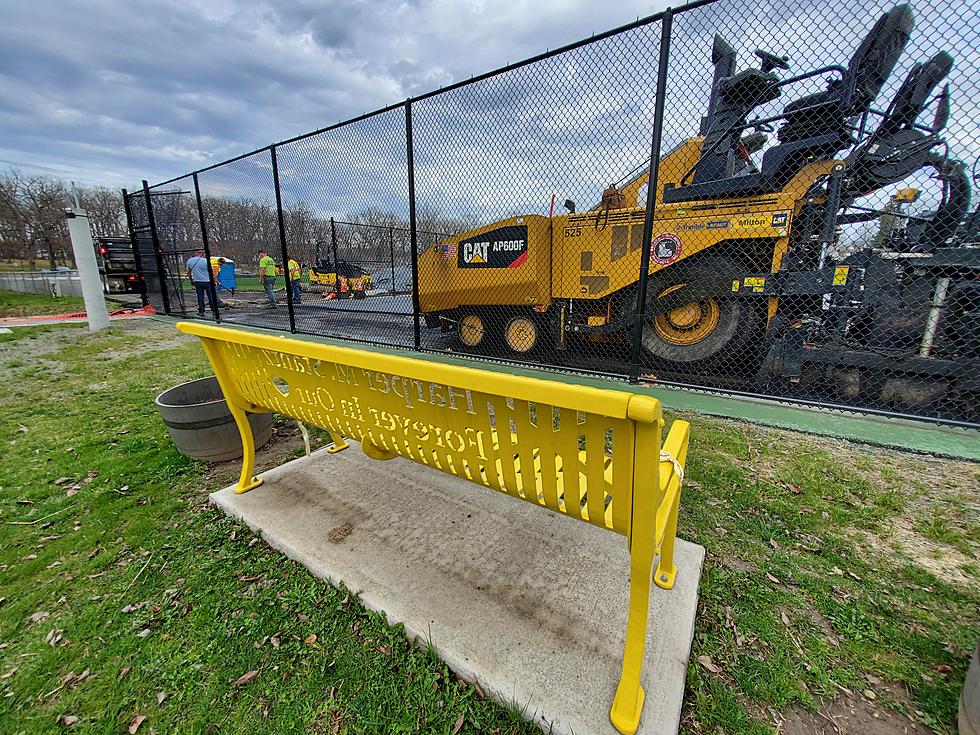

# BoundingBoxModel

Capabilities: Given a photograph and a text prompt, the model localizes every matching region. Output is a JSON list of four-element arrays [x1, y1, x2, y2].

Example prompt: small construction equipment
[[307, 258, 372, 296]]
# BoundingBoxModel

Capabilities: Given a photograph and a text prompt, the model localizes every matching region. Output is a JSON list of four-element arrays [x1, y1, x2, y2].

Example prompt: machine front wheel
[[503, 314, 539, 355], [640, 255, 761, 370], [456, 312, 488, 350]]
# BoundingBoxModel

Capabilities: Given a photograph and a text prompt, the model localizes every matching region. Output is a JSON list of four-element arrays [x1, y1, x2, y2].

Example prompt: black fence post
[[270, 145, 296, 333], [192, 173, 220, 323], [389, 226, 395, 296], [405, 100, 421, 350], [121, 188, 149, 308], [628, 9, 673, 383], [329, 217, 340, 298], [142, 179, 171, 315]]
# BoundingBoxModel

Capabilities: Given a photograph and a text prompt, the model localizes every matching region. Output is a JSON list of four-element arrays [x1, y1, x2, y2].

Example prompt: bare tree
[[79, 185, 126, 238]]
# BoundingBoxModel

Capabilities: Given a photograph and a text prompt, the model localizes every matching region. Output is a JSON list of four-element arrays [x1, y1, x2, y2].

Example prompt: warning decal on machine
[[458, 225, 529, 268], [833, 265, 849, 286]]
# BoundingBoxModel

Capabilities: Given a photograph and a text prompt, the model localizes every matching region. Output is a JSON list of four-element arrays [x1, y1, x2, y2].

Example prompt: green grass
[[0, 320, 976, 734], [0, 322, 533, 735], [676, 419, 979, 734], [177, 275, 267, 293], [0, 290, 86, 317]]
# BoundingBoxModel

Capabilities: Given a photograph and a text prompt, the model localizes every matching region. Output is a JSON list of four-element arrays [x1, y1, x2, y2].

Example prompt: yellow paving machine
[[418, 5, 979, 418]]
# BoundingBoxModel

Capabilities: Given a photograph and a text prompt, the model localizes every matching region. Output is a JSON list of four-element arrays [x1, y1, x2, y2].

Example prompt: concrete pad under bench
[[210, 444, 705, 735]]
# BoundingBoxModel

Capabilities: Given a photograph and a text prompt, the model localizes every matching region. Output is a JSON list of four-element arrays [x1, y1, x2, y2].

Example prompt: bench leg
[[229, 402, 263, 495], [610, 541, 655, 735], [326, 430, 349, 454], [655, 487, 680, 590]]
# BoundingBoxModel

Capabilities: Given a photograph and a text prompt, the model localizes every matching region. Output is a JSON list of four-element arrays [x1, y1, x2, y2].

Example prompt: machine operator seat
[[663, 4, 914, 205], [845, 50, 953, 197], [843, 51, 966, 249]]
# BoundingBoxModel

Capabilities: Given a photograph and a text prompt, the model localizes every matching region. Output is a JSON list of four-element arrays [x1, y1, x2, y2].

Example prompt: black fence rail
[[125, 0, 980, 428]]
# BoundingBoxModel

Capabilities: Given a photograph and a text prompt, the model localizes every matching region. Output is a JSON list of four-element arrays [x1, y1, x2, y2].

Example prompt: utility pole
[[64, 207, 110, 331]]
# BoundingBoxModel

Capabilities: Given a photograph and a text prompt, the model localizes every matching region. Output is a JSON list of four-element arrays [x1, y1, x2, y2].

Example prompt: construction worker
[[287, 256, 302, 304], [186, 248, 224, 317], [258, 249, 277, 307]]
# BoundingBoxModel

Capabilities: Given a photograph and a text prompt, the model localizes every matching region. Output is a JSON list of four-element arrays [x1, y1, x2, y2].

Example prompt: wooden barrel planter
[[155, 376, 273, 462]]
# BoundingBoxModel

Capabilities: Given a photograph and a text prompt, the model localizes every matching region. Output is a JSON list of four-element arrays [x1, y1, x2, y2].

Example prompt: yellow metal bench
[[177, 321, 690, 735]]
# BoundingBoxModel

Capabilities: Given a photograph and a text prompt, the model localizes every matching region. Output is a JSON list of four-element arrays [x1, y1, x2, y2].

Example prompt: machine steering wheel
[[755, 49, 790, 72]]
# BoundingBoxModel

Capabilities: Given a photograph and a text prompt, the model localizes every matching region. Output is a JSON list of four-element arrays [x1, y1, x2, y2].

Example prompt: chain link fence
[[0, 270, 83, 297], [125, 0, 980, 428]]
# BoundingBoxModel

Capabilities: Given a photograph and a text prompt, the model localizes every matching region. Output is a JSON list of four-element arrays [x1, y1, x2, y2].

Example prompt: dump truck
[[417, 4, 979, 419], [96, 236, 143, 294]]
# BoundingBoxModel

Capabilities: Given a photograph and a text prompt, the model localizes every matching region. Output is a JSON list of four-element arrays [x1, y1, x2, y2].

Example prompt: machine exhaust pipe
[[922, 153, 972, 249], [700, 34, 737, 136]]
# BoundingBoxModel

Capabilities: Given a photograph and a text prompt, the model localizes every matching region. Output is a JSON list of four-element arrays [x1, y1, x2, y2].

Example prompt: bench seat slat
[[513, 399, 541, 505], [584, 417, 609, 528], [556, 408, 583, 521], [538, 407, 561, 511]]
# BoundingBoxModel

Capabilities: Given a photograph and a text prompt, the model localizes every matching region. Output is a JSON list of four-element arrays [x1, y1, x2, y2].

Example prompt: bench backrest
[[177, 321, 665, 538]]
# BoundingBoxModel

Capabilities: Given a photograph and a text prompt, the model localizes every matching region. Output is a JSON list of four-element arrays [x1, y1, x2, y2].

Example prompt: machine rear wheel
[[503, 314, 539, 354], [641, 255, 761, 369]]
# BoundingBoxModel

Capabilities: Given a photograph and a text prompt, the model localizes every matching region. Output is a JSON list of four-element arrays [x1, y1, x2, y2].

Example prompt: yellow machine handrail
[[177, 321, 690, 735]]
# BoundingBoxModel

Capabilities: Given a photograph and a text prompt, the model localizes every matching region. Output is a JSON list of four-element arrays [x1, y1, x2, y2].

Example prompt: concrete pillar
[[64, 208, 110, 331]]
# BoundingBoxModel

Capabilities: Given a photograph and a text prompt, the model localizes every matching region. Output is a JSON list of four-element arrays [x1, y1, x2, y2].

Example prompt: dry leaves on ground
[[233, 670, 259, 687], [328, 523, 353, 544], [697, 654, 722, 673]]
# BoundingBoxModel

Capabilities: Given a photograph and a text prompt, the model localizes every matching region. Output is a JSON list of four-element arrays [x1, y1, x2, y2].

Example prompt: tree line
[[0, 169, 474, 273], [0, 170, 127, 268], [145, 189, 472, 271]]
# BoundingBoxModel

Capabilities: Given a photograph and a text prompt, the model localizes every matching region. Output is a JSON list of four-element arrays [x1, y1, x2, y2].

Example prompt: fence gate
[[123, 186, 187, 314]]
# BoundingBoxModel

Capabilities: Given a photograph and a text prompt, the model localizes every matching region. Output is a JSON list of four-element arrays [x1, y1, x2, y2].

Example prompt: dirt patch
[[804, 606, 840, 643], [718, 555, 757, 574], [0, 318, 184, 360], [101, 321, 195, 359], [201, 419, 311, 492], [711, 417, 979, 583], [729, 421, 978, 492], [782, 691, 932, 735], [861, 518, 976, 587]]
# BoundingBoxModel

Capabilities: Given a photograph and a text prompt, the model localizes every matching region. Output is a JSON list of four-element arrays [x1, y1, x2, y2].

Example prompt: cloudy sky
[[0, 0, 681, 189], [3, 0, 974, 229]]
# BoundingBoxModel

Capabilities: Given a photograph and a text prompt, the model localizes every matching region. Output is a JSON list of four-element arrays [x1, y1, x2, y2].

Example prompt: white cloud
[[0, 0, 672, 188], [1, 0, 975, 232]]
